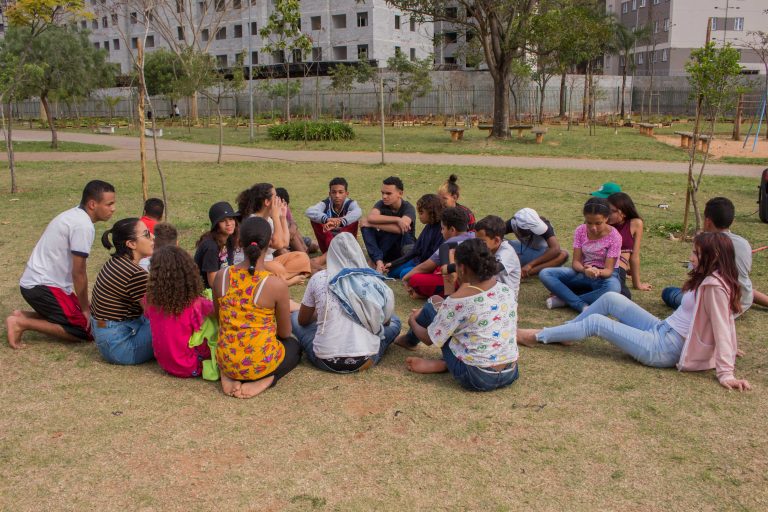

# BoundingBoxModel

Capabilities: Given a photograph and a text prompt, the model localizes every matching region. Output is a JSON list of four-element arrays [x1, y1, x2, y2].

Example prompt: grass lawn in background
[[1, 160, 767, 510], [0, 140, 112, 152]]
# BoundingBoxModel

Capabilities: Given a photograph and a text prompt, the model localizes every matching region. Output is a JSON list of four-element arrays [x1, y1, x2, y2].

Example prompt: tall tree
[[387, 0, 539, 138], [259, 0, 311, 121]]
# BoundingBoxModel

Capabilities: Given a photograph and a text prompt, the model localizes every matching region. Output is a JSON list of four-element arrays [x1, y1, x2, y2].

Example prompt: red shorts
[[20, 285, 92, 340], [311, 221, 360, 253], [409, 270, 446, 299]]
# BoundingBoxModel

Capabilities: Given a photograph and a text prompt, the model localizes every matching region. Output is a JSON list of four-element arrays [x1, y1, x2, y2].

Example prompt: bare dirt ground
[[657, 134, 768, 159]]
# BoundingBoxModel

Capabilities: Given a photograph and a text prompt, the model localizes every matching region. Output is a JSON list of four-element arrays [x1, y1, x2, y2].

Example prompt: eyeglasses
[[139, 229, 152, 240]]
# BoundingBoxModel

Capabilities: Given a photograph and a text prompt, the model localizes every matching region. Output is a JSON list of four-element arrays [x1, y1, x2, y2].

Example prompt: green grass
[[0, 140, 112, 152], [1, 161, 767, 510], [720, 156, 768, 166]]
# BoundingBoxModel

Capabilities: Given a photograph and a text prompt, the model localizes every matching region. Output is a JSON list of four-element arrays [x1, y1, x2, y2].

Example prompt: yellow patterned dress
[[216, 268, 285, 381]]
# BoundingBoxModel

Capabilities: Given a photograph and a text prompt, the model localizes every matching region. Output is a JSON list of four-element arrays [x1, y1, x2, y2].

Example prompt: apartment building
[[605, 0, 767, 76], [80, 0, 433, 74]]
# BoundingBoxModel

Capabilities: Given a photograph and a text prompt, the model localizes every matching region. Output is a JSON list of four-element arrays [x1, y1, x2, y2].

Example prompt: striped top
[[91, 256, 148, 321]]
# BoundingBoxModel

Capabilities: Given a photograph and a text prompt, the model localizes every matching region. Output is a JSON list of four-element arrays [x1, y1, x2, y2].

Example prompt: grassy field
[[0, 141, 112, 152], [1, 161, 767, 510]]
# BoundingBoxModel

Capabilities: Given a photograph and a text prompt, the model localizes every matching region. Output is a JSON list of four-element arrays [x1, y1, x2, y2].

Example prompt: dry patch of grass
[[1, 161, 767, 510]]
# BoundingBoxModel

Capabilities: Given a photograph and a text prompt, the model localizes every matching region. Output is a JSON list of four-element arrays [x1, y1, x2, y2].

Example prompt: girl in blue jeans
[[538, 198, 622, 312]]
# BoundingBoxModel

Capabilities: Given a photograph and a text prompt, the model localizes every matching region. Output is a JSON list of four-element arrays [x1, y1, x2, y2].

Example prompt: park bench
[[638, 122, 656, 136], [510, 124, 534, 138], [96, 125, 115, 135], [144, 127, 163, 137], [445, 127, 465, 141], [531, 127, 548, 144], [478, 124, 493, 136], [675, 131, 694, 148], [674, 131, 712, 152]]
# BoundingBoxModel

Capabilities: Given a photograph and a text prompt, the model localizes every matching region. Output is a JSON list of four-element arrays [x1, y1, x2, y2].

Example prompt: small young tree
[[681, 42, 744, 235], [328, 64, 358, 120], [259, 0, 311, 121], [611, 22, 651, 119], [386, 52, 433, 117]]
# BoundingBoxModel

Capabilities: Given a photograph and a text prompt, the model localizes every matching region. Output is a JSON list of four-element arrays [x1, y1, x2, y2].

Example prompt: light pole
[[248, 0, 254, 142]]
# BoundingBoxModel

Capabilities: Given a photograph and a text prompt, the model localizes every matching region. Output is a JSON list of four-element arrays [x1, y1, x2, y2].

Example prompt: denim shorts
[[93, 316, 154, 365], [441, 345, 519, 392]]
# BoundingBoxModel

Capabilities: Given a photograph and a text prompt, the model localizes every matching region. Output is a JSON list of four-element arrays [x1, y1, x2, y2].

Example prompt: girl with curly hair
[[384, 193, 444, 279], [144, 246, 214, 378]]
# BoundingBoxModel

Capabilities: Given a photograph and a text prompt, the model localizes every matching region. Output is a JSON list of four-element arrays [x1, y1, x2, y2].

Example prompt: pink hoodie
[[677, 274, 739, 384]]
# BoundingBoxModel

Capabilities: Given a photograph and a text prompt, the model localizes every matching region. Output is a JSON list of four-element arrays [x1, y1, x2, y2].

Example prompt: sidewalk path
[[5, 129, 765, 177]]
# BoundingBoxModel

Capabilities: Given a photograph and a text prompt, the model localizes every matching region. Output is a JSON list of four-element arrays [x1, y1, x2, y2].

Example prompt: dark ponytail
[[439, 173, 460, 198], [102, 218, 140, 259], [238, 216, 272, 275], [583, 197, 611, 218], [455, 238, 498, 281]]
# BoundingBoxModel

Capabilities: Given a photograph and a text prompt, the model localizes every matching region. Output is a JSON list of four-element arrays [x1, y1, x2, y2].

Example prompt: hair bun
[[448, 174, 458, 183]]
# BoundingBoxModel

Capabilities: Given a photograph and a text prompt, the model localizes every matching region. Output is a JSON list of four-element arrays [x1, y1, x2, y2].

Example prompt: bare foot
[[234, 376, 274, 399], [516, 328, 540, 347], [220, 373, 242, 397], [405, 357, 447, 374], [5, 315, 26, 349], [393, 334, 417, 351]]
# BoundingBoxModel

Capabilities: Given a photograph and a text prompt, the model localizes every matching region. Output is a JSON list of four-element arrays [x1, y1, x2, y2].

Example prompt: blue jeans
[[509, 240, 548, 266], [539, 266, 622, 311], [537, 292, 685, 367], [662, 287, 684, 309], [361, 227, 415, 264], [388, 260, 417, 279], [401, 301, 438, 347], [93, 316, 154, 365], [290, 311, 402, 373], [441, 344, 519, 392]]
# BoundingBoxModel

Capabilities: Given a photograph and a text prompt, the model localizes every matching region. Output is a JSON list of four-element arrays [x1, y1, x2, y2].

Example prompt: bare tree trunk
[[137, 42, 149, 202], [582, 72, 589, 123], [620, 65, 627, 119], [2, 101, 18, 193], [681, 96, 703, 239], [558, 72, 567, 118], [285, 64, 291, 121], [217, 102, 224, 164], [492, 73, 510, 138], [149, 110, 170, 221], [190, 91, 199, 122], [40, 94, 58, 149]]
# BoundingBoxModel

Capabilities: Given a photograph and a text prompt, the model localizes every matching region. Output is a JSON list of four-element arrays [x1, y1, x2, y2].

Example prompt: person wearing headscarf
[[291, 233, 401, 373]]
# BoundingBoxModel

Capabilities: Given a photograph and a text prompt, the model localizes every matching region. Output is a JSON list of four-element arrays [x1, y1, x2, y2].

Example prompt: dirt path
[[4, 129, 765, 177], [657, 134, 768, 159]]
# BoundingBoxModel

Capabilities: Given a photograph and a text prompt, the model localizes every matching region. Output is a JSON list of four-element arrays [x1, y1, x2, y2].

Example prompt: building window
[[622, 2, 628, 14], [202, 28, 209, 41], [639, 0, 645, 7], [311, 16, 321, 30], [663, 18, 670, 31], [94, 42, 100, 49], [662, 48, 668, 61], [357, 12, 368, 27], [292, 48, 303, 62], [638, 52, 644, 64], [444, 56, 456, 64], [333, 46, 347, 60], [444, 32, 458, 44], [631, 0, 637, 10], [394, 46, 401, 57], [357, 44, 368, 60], [734, 17, 744, 31], [410, 18, 416, 31], [250, 21, 257, 35], [394, 15, 401, 29], [81, 20, 87, 29], [177, 26, 184, 40], [113, 38, 120, 50], [653, 20, 659, 33], [130, 12, 138, 24], [251, 52, 258, 65], [234, 24, 242, 38], [272, 50, 285, 63], [104, 41, 109, 51], [312, 47, 322, 61], [146, 35, 154, 47], [216, 54, 227, 67], [332, 14, 346, 29], [131, 37, 138, 49], [652, 50, 657, 62], [216, 27, 226, 40], [445, 7, 458, 19], [233, 0, 241, 8], [711, 18, 717, 31], [101, 16, 108, 28], [410, 48, 416, 61], [215, 0, 224, 12], [111, 13, 118, 25], [653, 0, 660, 4], [92, 19, 98, 30], [176, 0, 184, 13]]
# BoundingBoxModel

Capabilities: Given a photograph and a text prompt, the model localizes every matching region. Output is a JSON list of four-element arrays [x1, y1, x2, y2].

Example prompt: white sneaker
[[546, 296, 567, 309]]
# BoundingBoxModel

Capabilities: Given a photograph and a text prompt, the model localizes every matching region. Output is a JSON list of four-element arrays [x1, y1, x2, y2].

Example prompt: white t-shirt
[[20, 206, 95, 294], [301, 270, 380, 359], [724, 231, 753, 314], [666, 290, 695, 338], [494, 241, 521, 298]]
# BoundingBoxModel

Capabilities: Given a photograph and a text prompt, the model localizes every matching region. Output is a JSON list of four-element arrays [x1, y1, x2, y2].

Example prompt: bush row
[[268, 121, 355, 141]]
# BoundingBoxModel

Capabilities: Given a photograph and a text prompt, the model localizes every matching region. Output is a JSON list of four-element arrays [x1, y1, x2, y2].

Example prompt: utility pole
[[248, 0, 254, 143]]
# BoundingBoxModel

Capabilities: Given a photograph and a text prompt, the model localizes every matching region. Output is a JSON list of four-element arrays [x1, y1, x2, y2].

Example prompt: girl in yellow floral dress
[[213, 216, 301, 398]]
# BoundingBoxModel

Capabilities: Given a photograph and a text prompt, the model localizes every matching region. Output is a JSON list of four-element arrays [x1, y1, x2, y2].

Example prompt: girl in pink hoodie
[[519, 232, 750, 391]]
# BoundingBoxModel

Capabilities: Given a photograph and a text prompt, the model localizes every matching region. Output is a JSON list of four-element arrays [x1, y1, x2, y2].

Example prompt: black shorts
[[20, 285, 91, 340]]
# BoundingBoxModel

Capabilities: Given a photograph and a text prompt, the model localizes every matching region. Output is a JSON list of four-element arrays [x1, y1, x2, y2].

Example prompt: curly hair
[[416, 193, 443, 225], [455, 238, 498, 281], [237, 183, 274, 217], [145, 246, 203, 316]]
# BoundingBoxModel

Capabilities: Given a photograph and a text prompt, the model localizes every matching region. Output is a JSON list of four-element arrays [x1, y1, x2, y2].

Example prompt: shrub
[[267, 121, 355, 141]]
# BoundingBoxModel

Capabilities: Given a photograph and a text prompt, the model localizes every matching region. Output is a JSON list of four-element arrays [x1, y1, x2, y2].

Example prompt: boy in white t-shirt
[[6, 181, 116, 348]]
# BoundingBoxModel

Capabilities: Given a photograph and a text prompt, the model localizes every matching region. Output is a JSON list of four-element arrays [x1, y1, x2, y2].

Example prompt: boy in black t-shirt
[[360, 176, 416, 273]]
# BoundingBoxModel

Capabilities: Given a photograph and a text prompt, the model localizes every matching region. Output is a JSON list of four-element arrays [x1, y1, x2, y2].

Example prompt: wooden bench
[[478, 124, 494, 136], [531, 127, 548, 144], [95, 125, 115, 134], [675, 131, 694, 148], [638, 123, 656, 136], [445, 127, 466, 141], [675, 131, 712, 151], [510, 124, 534, 138]]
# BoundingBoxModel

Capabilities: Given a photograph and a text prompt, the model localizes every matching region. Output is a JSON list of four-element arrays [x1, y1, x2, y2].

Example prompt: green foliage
[[685, 42, 746, 116], [259, 0, 312, 62], [259, 80, 301, 100], [386, 53, 433, 113], [267, 121, 355, 141], [143, 49, 186, 98], [328, 64, 359, 94]]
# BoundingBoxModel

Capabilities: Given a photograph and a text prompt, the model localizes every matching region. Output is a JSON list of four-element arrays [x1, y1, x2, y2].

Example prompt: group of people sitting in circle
[[6, 175, 763, 397]]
